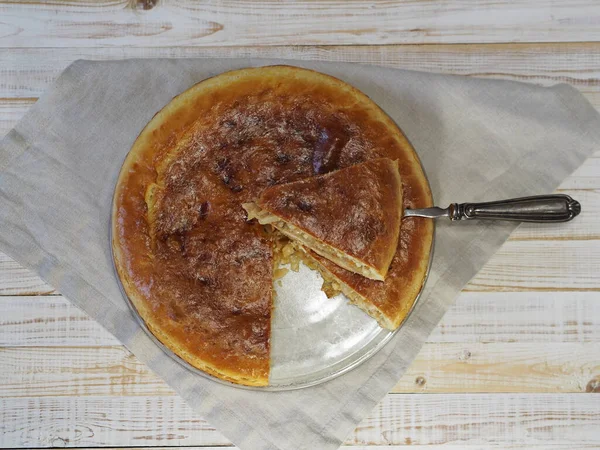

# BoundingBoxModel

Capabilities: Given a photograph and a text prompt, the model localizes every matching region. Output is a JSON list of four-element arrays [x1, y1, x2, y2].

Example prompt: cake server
[[404, 194, 581, 222]]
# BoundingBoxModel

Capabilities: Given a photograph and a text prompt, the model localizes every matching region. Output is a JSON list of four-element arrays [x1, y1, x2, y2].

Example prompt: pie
[[112, 65, 434, 386], [243, 158, 404, 281]]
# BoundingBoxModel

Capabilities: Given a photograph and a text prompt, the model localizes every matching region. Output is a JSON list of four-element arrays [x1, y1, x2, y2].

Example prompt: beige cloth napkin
[[1, 59, 599, 450]]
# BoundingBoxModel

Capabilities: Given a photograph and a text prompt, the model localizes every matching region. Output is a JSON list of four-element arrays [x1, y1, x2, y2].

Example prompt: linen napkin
[[1, 58, 598, 450]]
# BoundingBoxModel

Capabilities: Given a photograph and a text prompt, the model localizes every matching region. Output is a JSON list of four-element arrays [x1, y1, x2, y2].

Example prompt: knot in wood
[[586, 377, 600, 393], [130, 0, 158, 10]]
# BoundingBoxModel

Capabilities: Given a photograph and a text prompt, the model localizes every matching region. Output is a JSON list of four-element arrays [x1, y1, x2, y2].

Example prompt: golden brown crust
[[255, 158, 403, 281], [112, 65, 433, 386]]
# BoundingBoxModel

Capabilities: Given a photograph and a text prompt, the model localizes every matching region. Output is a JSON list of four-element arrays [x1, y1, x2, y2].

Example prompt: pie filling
[[243, 203, 384, 281]]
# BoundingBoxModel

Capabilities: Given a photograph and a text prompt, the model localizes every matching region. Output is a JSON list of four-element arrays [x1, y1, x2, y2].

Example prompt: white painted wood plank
[[56, 447, 600, 450], [1, 394, 598, 447], [349, 446, 600, 450], [1, 292, 599, 347], [0, 252, 56, 296], [0, 396, 230, 448], [70, 448, 236, 450], [0, 296, 115, 346], [354, 447, 600, 450], [1, 343, 598, 397], [1, 44, 600, 108], [2, 1, 600, 47], [395, 342, 600, 393], [0, 346, 170, 398], [431, 292, 600, 344], [350, 394, 600, 446], [466, 240, 600, 292]]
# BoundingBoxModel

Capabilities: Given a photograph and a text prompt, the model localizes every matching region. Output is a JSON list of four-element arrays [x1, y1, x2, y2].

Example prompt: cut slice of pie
[[244, 158, 403, 281]]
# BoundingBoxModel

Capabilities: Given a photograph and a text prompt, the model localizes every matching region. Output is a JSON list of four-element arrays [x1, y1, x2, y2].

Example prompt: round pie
[[111, 65, 434, 387]]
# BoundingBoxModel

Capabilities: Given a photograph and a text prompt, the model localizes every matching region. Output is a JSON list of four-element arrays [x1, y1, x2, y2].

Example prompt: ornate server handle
[[404, 194, 581, 223]]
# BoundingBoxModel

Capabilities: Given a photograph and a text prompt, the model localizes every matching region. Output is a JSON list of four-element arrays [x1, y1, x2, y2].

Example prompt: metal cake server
[[404, 194, 581, 222]]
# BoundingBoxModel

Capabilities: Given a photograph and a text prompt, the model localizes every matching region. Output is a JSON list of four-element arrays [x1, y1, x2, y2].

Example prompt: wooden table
[[1, 2, 600, 449]]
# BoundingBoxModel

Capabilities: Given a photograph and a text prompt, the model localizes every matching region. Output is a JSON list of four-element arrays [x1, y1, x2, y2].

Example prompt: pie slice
[[244, 158, 403, 281]]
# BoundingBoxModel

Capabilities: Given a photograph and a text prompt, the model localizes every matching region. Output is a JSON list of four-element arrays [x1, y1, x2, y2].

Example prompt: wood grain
[[0, 252, 56, 296], [350, 394, 600, 446], [42, 447, 600, 450], [0, 396, 230, 448], [395, 343, 600, 393], [466, 240, 600, 292], [2, 1, 600, 47], [2, 394, 598, 447], [1, 343, 598, 397], [2, 292, 599, 347], [1, 43, 600, 106], [0, 296, 110, 346], [430, 292, 600, 344]]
